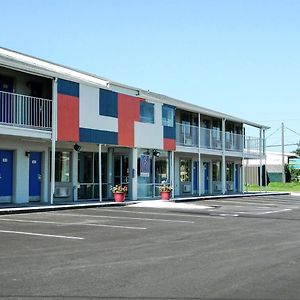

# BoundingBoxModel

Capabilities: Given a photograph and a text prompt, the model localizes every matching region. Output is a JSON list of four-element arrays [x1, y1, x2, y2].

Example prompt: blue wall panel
[[99, 89, 118, 118], [80, 128, 118, 145], [162, 104, 176, 139], [57, 79, 79, 97], [163, 126, 176, 139]]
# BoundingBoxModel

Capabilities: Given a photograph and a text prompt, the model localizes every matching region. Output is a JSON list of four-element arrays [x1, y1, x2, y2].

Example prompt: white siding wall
[[79, 84, 118, 132], [134, 102, 163, 149]]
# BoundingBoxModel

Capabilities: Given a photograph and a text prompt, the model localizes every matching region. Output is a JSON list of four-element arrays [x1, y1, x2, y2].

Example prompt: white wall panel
[[79, 84, 118, 132], [134, 103, 163, 149]]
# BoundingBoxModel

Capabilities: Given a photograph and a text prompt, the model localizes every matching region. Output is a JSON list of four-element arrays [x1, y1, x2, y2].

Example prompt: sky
[[1, 0, 299, 151]]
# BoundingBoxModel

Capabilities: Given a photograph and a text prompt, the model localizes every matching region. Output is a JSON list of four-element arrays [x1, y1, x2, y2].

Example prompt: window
[[212, 162, 221, 181], [180, 159, 192, 182], [226, 162, 234, 181], [140, 102, 154, 123], [162, 106, 174, 127], [55, 152, 70, 182]]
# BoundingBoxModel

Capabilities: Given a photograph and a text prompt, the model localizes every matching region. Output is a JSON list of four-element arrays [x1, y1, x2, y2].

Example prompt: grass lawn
[[246, 182, 300, 192]]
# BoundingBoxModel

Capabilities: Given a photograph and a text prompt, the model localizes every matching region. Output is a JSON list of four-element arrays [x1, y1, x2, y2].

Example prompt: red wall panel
[[57, 94, 79, 142], [164, 138, 176, 151], [118, 94, 141, 147]]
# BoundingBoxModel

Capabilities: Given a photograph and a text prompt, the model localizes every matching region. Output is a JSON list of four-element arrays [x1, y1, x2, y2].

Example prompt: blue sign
[[140, 154, 150, 177]]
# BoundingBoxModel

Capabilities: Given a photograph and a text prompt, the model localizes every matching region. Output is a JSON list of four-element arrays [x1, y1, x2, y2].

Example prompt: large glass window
[[137, 149, 170, 198], [78, 152, 107, 200], [226, 162, 234, 181], [55, 152, 70, 182], [140, 102, 154, 123], [212, 162, 221, 181], [180, 159, 192, 182], [162, 106, 174, 127]]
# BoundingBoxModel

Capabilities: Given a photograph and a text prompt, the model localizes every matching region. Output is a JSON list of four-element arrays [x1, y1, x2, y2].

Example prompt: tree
[[293, 142, 300, 156]]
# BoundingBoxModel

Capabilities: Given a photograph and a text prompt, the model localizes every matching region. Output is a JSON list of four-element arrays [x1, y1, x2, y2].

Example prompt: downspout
[[50, 78, 57, 205]]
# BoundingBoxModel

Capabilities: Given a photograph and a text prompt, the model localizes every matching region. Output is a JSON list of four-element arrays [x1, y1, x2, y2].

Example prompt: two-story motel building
[[0, 48, 268, 205]]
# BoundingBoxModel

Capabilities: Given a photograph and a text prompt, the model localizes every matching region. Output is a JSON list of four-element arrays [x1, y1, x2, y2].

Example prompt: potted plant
[[159, 181, 173, 200], [111, 185, 128, 202]]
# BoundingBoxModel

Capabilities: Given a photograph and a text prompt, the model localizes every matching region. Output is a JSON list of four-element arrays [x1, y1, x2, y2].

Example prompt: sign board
[[140, 154, 150, 177]]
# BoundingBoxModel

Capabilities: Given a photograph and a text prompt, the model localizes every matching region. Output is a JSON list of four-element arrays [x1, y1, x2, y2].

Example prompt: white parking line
[[42, 212, 195, 224], [99, 208, 214, 218], [0, 218, 147, 230], [256, 208, 292, 215], [0, 230, 84, 240]]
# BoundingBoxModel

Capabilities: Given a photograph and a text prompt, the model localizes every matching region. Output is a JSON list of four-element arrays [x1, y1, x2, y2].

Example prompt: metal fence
[[0, 91, 52, 130]]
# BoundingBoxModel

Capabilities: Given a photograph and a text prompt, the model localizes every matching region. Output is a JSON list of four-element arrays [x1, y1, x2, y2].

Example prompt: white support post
[[281, 122, 285, 183], [242, 126, 245, 194], [221, 118, 226, 194], [50, 78, 57, 205], [198, 113, 201, 196], [263, 129, 268, 193], [171, 151, 175, 199], [107, 147, 113, 199], [259, 128, 263, 192], [131, 148, 138, 200], [99, 144, 102, 202]]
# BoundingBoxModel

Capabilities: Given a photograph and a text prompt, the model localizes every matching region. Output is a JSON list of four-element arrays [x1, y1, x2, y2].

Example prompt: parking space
[[1, 194, 300, 299]]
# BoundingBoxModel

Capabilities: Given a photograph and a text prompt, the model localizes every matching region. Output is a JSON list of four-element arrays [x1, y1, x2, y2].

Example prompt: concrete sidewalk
[[0, 192, 290, 215]]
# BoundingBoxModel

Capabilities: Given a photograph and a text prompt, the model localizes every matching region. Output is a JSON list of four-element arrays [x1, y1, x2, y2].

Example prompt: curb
[[172, 192, 291, 202], [0, 201, 138, 215]]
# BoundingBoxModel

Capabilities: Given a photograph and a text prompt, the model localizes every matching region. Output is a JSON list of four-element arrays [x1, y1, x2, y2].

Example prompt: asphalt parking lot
[[0, 195, 300, 300]]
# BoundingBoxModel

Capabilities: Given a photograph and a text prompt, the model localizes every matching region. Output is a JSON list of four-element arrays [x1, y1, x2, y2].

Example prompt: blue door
[[29, 152, 42, 201], [203, 162, 209, 193], [235, 164, 239, 192], [193, 161, 198, 194], [0, 150, 13, 201]]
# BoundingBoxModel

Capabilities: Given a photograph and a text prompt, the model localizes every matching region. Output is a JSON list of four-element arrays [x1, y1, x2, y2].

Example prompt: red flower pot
[[160, 191, 170, 201], [114, 192, 125, 202]]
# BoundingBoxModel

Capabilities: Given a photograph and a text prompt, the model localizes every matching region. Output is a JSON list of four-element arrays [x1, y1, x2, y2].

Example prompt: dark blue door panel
[[0, 150, 13, 197], [29, 152, 41, 197], [193, 161, 198, 192], [204, 162, 209, 192], [235, 165, 239, 191]]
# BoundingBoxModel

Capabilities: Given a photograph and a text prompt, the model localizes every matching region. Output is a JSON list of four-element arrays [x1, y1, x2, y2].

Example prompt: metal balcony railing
[[200, 127, 222, 150], [174, 121, 265, 156], [176, 123, 199, 147], [225, 132, 243, 152], [244, 136, 261, 155], [0, 91, 52, 130]]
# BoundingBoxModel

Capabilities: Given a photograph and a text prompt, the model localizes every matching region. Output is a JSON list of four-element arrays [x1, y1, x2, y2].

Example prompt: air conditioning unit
[[227, 183, 233, 191], [182, 184, 192, 193], [54, 187, 70, 198], [213, 183, 221, 192]]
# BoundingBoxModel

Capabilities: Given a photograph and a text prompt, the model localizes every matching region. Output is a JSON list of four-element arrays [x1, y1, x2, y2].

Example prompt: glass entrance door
[[114, 155, 129, 187]]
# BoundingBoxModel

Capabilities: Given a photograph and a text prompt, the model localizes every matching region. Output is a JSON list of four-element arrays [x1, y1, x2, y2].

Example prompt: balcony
[[225, 132, 243, 152], [0, 91, 52, 130], [200, 127, 222, 150], [176, 123, 198, 147], [176, 123, 262, 155], [244, 136, 261, 155]]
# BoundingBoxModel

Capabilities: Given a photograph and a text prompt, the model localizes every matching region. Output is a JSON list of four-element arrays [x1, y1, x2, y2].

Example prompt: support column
[[50, 78, 57, 205], [198, 113, 201, 196], [281, 122, 285, 183], [72, 149, 78, 202], [171, 151, 175, 199], [107, 147, 113, 199], [130, 148, 138, 200], [99, 144, 102, 202], [259, 128, 263, 192], [263, 129, 268, 192], [221, 118, 226, 194]]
